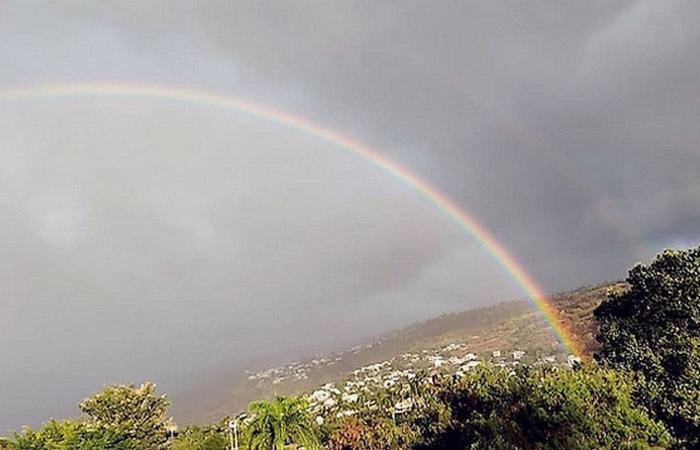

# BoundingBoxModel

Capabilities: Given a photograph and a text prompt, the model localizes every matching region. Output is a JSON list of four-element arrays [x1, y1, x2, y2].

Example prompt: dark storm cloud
[[73, 0, 696, 284], [1, 0, 699, 430]]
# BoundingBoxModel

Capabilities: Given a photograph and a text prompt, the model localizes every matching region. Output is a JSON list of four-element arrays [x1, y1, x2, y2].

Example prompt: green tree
[[174, 425, 227, 450], [79, 382, 171, 450], [417, 365, 669, 450], [244, 396, 320, 450], [4, 419, 134, 450], [594, 247, 700, 448]]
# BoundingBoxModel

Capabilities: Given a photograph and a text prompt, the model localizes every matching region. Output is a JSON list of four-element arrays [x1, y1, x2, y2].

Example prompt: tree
[[326, 417, 370, 450], [4, 419, 134, 450], [244, 396, 320, 450], [79, 382, 171, 450], [595, 247, 700, 448], [326, 416, 415, 450], [174, 426, 227, 450], [416, 365, 670, 450]]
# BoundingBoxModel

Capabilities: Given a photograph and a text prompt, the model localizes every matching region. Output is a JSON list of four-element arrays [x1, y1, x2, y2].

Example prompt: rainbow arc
[[0, 82, 583, 356]]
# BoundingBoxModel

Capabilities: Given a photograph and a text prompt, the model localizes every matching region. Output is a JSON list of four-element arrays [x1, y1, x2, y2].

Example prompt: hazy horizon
[[2, 1, 699, 431]]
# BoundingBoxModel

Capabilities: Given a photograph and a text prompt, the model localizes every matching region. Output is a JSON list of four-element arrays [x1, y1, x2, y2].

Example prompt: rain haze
[[1, 1, 699, 432]]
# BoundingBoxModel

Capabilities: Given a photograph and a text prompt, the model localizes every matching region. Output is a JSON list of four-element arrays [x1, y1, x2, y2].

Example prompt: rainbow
[[0, 82, 583, 356]]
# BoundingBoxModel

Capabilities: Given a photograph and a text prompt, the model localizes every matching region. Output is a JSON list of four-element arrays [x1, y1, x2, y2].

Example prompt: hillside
[[186, 281, 624, 423]]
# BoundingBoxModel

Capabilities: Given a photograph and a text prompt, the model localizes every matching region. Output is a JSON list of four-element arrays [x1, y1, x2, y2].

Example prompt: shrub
[[415, 365, 670, 450]]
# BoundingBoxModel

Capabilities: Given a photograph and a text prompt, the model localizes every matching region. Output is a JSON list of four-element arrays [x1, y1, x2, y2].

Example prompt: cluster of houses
[[302, 342, 581, 422], [246, 355, 343, 384], [242, 334, 582, 423], [245, 337, 395, 385]]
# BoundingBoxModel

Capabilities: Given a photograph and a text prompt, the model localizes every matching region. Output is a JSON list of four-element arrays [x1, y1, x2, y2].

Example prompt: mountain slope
[[185, 281, 623, 423]]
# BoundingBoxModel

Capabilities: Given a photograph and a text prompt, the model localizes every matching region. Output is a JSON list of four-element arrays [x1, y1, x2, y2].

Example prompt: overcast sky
[[1, 0, 699, 431]]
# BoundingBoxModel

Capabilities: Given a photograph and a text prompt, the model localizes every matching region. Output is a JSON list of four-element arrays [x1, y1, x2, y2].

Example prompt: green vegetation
[[415, 366, 669, 450], [1, 419, 135, 450], [321, 365, 669, 449], [173, 424, 228, 450], [244, 397, 321, 450], [3, 383, 170, 450], [595, 247, 700, 448], [215, 282, 614, 417], [4, 246, 700, 449], [78, 382, 172, 450]]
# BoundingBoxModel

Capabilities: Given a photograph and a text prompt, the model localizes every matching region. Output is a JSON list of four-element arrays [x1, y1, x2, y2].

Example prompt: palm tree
[[244, 396, 320, 450]]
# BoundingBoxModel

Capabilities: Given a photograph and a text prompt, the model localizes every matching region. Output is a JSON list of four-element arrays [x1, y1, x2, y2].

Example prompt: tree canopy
[[415, 365, 670, 450], [4, 419, 134, 450], [173, 425, 227, 450], [5, 383, 171, 450], [595, 246, 700, 448], [79, 382, 172, 450], [244, 396, 321, 450]]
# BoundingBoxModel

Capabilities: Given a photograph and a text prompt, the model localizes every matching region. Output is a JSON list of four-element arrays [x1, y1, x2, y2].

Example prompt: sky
[[1, 0, 699, 431]]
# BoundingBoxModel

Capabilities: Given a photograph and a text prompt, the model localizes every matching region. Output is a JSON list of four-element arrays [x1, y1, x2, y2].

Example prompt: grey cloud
[[1, 0, 699, 430], [0, 97, 510, 430]]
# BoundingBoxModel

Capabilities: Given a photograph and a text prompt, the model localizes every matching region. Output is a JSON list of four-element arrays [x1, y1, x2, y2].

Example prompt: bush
[[326, 416, 416, 450], [173, 426, 227, 450], [414, 365, 669, 450]]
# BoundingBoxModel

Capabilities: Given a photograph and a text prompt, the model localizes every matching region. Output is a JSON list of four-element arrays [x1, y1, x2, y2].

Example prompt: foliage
[[326, 417, 369, 450], [319, 370, 448, 450], [173, 425, 227, 450], [326, 416, 415, 450], [10, 246, 700, 450], [4, 419, 134, 450], [4, 383, 171, 450], [79, 382, 171, 450], [595, 247, 700, 448], [412, 365, 669, 450], [244, 396, 320, 450]]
